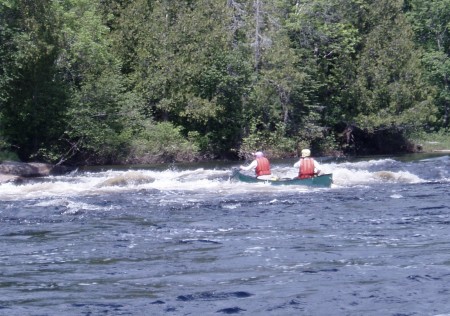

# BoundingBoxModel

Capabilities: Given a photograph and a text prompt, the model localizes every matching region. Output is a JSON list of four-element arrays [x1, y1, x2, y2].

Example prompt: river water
[[0, 154, 449, 316]]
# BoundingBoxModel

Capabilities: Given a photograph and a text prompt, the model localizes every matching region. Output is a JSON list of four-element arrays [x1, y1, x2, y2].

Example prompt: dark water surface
[[1, 154, 450, 315]]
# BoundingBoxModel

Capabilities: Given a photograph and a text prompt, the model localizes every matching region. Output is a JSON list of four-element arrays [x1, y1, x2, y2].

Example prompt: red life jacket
[[255, 157, 271, 177], [298, 157, 315, 179]]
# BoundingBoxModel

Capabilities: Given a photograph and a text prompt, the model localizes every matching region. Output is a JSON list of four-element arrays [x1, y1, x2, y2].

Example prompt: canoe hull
[[233, 170, 332, 187]]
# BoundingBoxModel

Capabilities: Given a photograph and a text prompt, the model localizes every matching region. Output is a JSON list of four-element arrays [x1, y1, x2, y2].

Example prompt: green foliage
[[118, 0, 253, 157], [0, 151, 18, 161], [407, 0, 450, 128], [0, 0, 71, 161], [285, 0, 360, 124], [0, 4, 15, 104], [348, 0, 435, 131], [127, 122, 199, 163], [63, 66, 141, 164], [51, 0, 145, 164], [239, 120, 297, 158], [0, 134, 19, 161], [407, 0, 450, 51], [1, 0, 449, 163], [407, 129, 450, 152], [312, 132, 340, 156]]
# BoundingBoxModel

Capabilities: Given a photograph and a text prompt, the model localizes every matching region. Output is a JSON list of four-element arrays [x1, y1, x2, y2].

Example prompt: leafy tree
[[0, 0, 16, 106], [349, 0, 435, 131], [0, 0, 70, 161], [240, 1, 311, 154], [283, 0, 360, 150], [0, 0, 145, 164], [407, 0, 450, 128], [53, 0, 145, 164], [1, 0, 446, 163], [127, 121, 199, 163], [116, 0, 253, 157]]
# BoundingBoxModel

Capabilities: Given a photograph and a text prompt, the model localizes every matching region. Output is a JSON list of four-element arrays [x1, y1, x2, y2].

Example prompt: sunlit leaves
[[349, 0, 434, 130], [407, 0, 450, 127]]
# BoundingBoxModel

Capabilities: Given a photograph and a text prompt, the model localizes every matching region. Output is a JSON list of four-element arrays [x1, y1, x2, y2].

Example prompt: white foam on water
[[0, 158, 428, 201], [330, 168, 422, 186]]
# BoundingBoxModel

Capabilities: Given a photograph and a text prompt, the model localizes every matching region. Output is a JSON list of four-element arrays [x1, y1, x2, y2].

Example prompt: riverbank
[[0, 161, 73, 183], [1, 130, 449, 184], [409, 131, 450, 153], [2, 149, 450, 185]]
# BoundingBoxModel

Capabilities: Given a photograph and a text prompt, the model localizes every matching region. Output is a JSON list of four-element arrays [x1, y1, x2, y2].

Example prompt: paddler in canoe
[[294, 149, 322, 179], [239, 151, 275, 180], [235, 149, 332, 187]]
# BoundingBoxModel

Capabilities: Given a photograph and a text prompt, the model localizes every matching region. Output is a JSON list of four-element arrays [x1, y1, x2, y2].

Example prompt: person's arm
[[313, 160, 322, 175], [240, 160, 257, 171], [293, 160, 301, 168]]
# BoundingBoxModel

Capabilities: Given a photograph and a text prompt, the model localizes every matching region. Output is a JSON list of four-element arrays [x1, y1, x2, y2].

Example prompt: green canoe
[[232, 170, 333, 188]]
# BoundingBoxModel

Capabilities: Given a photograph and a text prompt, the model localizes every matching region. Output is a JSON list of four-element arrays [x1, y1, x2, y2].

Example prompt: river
[[0, 154, 449, 315]]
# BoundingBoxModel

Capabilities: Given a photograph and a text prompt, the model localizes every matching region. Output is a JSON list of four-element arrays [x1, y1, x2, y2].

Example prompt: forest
[[1, 0, 449, 165]]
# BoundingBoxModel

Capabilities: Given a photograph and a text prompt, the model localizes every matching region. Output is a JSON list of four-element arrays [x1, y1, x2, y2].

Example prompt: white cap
[[301, 149, 311, 157]]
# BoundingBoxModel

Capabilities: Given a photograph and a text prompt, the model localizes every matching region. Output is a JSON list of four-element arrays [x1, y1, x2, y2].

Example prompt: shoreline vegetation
[[1, 130, 450, 164], [1, 1, 449, 168], [409, 131, 450, 153], [1, 131, 449, 184]]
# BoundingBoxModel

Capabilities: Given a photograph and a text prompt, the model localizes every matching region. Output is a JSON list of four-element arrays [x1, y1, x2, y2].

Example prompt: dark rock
[[0, 161, 74, 183], [337, 124, 417, 155]]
